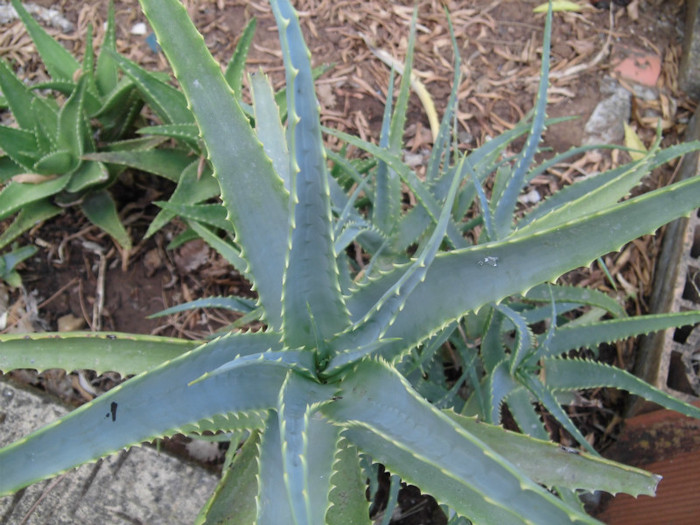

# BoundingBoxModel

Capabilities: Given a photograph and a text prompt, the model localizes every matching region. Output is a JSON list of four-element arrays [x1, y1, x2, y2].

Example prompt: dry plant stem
[[19, 473, 69, 525]]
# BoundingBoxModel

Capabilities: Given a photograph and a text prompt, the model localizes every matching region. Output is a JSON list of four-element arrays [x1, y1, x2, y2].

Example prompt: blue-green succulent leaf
[[323, 359, 598, 524], [0, 331, 286, 495], [139, 0, 290, 329], [270, 0, 350, 348]]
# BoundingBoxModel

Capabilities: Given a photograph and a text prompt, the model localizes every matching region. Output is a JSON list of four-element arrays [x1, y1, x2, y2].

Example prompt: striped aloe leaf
[[1, 1, 700, 524]]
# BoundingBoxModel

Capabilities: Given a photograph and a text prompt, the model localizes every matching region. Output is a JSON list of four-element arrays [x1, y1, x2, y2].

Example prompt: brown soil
[[1, 0, 698, 523]]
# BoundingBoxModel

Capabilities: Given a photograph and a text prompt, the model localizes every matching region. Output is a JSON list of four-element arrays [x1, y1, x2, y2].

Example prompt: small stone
[[131, 22, 148, 36], [57, 314, 85, 332], [583, 85, 631, 145]]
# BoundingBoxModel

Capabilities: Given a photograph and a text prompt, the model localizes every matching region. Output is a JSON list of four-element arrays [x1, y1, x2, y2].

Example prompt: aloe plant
[[2, 1, 700, 523], [0, 0, 160, 250]]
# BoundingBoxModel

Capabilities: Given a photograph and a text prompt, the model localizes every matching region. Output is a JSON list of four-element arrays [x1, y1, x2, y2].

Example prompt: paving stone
[[0, 378, 219, 525]]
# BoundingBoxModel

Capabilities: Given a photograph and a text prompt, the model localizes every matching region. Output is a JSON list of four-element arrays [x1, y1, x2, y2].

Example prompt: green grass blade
[[139, 0, 290, 329]]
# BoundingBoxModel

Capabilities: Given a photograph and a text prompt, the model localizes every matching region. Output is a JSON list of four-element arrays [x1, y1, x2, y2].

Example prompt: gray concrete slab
[[0, 378, 219, 525]]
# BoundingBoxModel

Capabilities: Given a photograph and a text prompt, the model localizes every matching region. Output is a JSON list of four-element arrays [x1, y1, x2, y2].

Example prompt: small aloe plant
[[2, 1, 700, 523], [0, 0, 160, 251]]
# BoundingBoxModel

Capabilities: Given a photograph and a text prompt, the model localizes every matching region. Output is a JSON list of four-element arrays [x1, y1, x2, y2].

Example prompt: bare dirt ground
[[1, 0, 697, 522]]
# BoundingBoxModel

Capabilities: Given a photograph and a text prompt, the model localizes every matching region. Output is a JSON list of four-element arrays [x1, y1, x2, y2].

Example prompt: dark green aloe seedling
[[0, 0, 162, 250], [2, 1, 700, 523]]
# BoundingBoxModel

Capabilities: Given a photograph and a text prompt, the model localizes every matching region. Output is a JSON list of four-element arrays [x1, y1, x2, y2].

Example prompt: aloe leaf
[[331, 156, 465, 360], [492, 2, 552, 239], [65, 160, 109, 194], [0, 331, 286, 495], [278, 372, 337, 525], [325, 127, 466, 249], [324, 359, 598, 524], [372, 67, 397, 237], [0, 173, 71, 220], [480, 360, 520, 425], [0, 155, 23, 183], [327, 438, 371, 525], [56, 75, 87, 159], [0, 332, 197, 374], [94, 80, 144, 140], [0, 244, 36, 286], [251, 71, 290, 191], [187, 220, 247, 272], [525, 283, 626, 318], [196, 430, 260, 525], [156, 202, 229, 230], [146, 159, 219, 238], [495, 304, 534, 373], [426, 13, 461, 185], [10, 0, 80, 80], [81, 190, 131, 250], [541, 311, 700, 356], [519, 372, 596, 454], [83, 148, 193, 182], [138, 123, 202, 148], [517, 142, 699, 232], [505, 387, 550, 440], [0, 200, 60, 250], [257, 413, 295, 524], [183, 411, 266, 437], [0, 125, 40, 171], [351, 173, 700, 356], [225, 17, 257, 95], [33, 149, 75, 174], [0, 58, 39, 130], [149, 295, 256, 319], [192, 349, 317, 385], [543, 357, 700, 418], [139, 0, 290, 330], [270, 0, 350, 347], [111, 52, 194, 124], [95, 1, 119, 96], [445, 410, 660, 496]]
